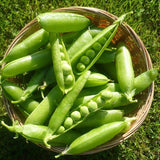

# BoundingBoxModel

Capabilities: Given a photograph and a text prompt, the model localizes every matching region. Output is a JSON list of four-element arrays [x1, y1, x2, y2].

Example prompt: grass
[[0, 0, 159, 160]]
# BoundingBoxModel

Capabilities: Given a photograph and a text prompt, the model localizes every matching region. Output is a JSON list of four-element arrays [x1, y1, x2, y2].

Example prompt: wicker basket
[[2, 7, 154, 155]]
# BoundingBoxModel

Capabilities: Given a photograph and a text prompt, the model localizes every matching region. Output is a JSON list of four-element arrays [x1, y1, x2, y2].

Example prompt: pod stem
[[55, 150, 67, 158]]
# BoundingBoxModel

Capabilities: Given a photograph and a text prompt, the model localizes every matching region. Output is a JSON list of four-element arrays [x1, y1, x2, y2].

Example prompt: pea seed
[[99, 37, 107, 44], [80, 106, 89, 117], [60, 52, 65, 60], [101, 91, 113, 100], [62, 61, 71, 75], [71, 111, 81, 121], [76, 63, 86, 72], [80, 56, 90, 65], [87, 100, 98, 111], [59, 44, 63, 51], [86, 49, 95, 58], [64, 117, 73, 129], [96, 96, 106, 107], [56, 126, 65, 134], [64, 74, 73, 85], [92, 42, 102, 51]]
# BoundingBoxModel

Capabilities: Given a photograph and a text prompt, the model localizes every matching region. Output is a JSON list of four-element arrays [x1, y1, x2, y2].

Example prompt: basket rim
[[2, 6, 154, 155]]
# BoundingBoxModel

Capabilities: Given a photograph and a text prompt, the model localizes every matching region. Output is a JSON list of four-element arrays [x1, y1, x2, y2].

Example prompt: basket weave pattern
[[2, 7, 154, 155]]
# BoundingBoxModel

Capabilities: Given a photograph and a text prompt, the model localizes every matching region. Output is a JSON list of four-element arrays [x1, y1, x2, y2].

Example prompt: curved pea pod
[[36, 12, 90, 33], [50, 33, 75, 94], [71, 12, 131, 75], [115, 43, 135, 101], [67, 30, 93, 59], [1, 80, 39, 114], [47, 71, 91, 135], [1, 48, 52, 78], [85, 72, 110, 87], [12, 68, 47, 104], [24, 85, 63, 125], [75, 110, 124, 129], [0, 29, 49, 65], [55, 117, 136, 157], [134, 68, 158, 95]]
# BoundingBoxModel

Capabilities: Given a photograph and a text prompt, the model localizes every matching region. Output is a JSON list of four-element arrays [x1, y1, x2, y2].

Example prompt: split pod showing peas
[[50, 33, 75, 94], [0, 29, 49, 65], [36, 12, 90, 33], [71, 12, 132, 75]]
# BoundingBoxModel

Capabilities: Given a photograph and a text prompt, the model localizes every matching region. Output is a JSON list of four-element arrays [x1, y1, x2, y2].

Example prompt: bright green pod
[[37, 12, 90, 33], [1, 48, 52, 78], [0, 29, 49, 65], [115, 43, 135, 100], [50, 33, 75, 94], [134, 68, 158, 95], [85, 72, 110, 87]]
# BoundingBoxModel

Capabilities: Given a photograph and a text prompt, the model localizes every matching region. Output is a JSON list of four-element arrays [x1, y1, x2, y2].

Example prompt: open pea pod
[[71, 12, 132, 75], [50, 33, 75, 94]]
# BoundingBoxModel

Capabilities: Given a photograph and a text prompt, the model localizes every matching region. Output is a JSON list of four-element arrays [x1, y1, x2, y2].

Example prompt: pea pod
[[85, 72, 110, 87], [37, 12, 90, 33], [0, 29, 49, 65], [24, 85, 63, 125], [55, 117, 136, 157], [47, 71, 91, 135], [67, 30, 93, 59], [1, 80, 39, 114], [134, 68, 158, 95], [75, 110, 124, 129], [1, 48, 52, 78], [115, 43, 135, 101], [71, 12, 131, 75], [50, 33, 75, 94], [12, 67, 47, 104]]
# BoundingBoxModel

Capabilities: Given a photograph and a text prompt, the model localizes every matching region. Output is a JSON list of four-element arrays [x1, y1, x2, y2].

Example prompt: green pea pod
[[50, 33, 75, 94], [88, 27, 103, 37], [67, 30, 93, 59], [85, 72, 110, 87], [71, 12, 131, 75], [75, 110, 124, 129], [1, 48, 52, 78], [55, 117, 136, 157], [115, 43, 135, 101], [0, 29, 49, 65], [1, 80, 39, 114], [24, 85, 63, 125], [12, 67, 47, 104], [47, 71, 91, 135], [37, 12, 90, 33], [134, 68, 158, 95]]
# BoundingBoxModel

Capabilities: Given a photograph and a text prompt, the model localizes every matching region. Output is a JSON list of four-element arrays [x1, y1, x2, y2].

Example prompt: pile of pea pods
[[0, 11, 158, 157]]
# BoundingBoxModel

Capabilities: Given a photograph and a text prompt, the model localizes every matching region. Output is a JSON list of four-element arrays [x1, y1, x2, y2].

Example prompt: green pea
[[80, 106, 89, 117], [86, 49, 96, 58], [87, 100, 98, 111], [99, 37, 107, 44], [57, 126, 65, 134], [96, 96, 106, 107], [80, 56, 90, 65], [92, 42, 102, 51], [64, 74, 74, 85], [59, 44, 63, 50], [101, 90, 113, 100], [60, 52, 65, 60], [76, 63, 86, 72], [71, 111, 81, 121], [62, 61, 71, 75], [64, 117, 73, 129]]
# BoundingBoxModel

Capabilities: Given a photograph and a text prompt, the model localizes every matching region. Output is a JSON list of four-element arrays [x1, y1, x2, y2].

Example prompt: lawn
[[0, 0, 159, 160]]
